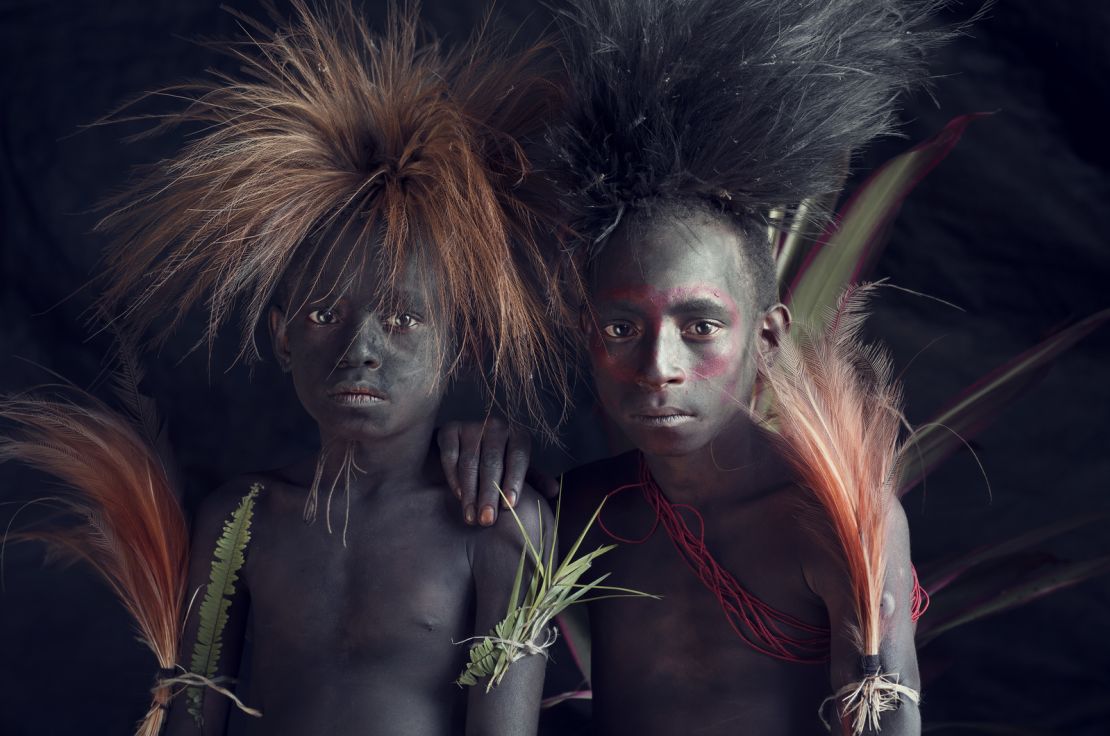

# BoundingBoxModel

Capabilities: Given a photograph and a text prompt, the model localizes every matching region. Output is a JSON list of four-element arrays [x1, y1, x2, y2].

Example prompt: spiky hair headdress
[[96, 0, 569, 430], [549, 0, 950, 262]]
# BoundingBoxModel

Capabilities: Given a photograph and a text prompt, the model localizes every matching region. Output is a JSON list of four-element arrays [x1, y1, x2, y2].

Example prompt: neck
[[641, 412, 780, 506], [314, 417, 436, 497]]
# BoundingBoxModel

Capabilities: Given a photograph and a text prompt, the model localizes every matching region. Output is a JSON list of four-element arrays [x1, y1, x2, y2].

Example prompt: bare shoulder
[[561, 450, 638, 521], [563, 450, 638, 493], [479, 483, 554, 556], [189, 472, 282, 552]]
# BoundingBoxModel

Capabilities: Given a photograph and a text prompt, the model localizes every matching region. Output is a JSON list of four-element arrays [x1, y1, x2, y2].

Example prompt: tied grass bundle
[[185, 484, 262, 726], [456, 486, 657, 692]]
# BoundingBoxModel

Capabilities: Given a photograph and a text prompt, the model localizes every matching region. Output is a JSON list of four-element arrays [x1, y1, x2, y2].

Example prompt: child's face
[[584, 209, 769, 457], [270, 241, 447, 443]]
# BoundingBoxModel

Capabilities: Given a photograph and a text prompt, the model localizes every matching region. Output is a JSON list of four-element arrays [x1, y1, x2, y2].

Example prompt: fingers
[[439, 417, 532, 528], [437, 422, 462, 499], [456, 423, 485, 525], [500, 430, 532, 510], [475, 421, 510, 527]]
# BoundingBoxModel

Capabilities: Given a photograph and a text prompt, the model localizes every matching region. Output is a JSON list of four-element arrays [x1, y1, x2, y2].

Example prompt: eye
[[307, 308, 339, 325], [684, 320, 722, 338], [385, 312, 422, 331], [601, 322, 638, 339]]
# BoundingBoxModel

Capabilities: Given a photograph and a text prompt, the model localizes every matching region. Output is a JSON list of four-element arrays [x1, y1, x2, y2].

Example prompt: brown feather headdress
[[95, 0, 570, 433]]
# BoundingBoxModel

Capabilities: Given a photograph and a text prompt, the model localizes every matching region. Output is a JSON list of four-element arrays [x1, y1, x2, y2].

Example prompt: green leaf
[[899, 308, 1110, 495], [785, 114, 985, 329], [455, 485, 657, 692], [187, 484, 260, 726], [918, 514, 1107, 594], [915, 554, 1110, 647], [774, 190, 843, 289], [541, 688, 593, 709]]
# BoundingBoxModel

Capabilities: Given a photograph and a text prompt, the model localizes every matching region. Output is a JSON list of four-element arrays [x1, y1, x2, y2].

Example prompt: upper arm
[[465, 487, 555, 736], [813, 502, 921, 736], [164, 482, 255, 736]]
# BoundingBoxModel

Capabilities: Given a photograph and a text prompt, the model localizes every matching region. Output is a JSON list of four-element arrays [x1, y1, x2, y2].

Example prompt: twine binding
[[820, 666, 920, 734]]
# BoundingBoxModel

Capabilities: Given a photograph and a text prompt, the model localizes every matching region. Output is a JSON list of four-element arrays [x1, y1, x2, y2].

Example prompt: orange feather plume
[[0, 384, 187, 736], [760, 283, 915, 731]]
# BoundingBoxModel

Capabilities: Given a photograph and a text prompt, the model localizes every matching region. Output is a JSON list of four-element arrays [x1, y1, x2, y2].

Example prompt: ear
[[268, 304, 292, 373], [757, 303, 791, 369]]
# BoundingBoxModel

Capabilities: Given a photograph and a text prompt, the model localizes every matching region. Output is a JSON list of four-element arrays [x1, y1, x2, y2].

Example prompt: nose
[[636, 326, 686, 390], [338, 314, 383, 370]]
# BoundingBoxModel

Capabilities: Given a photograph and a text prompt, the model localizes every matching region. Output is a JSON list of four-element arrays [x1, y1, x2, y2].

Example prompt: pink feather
[[761, 283, 904, 657]]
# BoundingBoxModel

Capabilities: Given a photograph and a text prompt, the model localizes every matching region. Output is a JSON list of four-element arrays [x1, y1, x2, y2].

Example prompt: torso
[[235, 471, 477, 736], [565, 452, 835, 736]]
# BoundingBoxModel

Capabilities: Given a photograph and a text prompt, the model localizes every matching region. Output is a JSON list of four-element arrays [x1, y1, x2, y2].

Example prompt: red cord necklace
[[597, 455, 928, 664]]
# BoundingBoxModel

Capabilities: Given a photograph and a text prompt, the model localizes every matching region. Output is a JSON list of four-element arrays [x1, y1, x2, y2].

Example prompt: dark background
[[1, 1, 1108, 734]]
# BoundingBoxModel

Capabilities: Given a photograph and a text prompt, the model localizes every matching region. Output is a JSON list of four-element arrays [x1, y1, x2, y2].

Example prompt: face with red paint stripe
[[584, 206, 788, 457]]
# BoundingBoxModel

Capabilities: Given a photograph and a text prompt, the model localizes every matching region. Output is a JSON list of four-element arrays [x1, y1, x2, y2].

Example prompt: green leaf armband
[[456, 484, 658, 693]]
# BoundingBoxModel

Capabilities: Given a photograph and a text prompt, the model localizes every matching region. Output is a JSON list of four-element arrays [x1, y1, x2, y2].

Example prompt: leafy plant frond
[[899, 308, 1110, 495], [456, 485, 658, 692], [187, 484, 260, 726], [918, 514, 1107, 595], [784, 113, 987, 330], [916, 554, 1110, 648]]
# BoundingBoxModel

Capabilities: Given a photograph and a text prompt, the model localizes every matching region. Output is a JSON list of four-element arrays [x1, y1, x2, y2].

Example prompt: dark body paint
[[563, 451, 835, 735], [584, 211, 761, 459], [559, 207, 921, 735], [164, 243, 549, 736]]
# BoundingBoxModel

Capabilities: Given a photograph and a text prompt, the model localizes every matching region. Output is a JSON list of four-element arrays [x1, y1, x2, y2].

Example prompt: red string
[[597, 455, 930, 664], [910, 565, 929, 622]]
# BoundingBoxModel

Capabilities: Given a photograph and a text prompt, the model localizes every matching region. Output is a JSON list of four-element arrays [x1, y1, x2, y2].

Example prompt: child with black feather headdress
[[439, 0, 953, 733]]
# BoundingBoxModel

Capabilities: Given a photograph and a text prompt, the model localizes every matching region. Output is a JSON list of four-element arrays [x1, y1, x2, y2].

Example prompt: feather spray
[[0, 383, 187, 736], [0, 352, 262, 733], [548, 0, 951, 262], [95, 0, 572, 438], [760, 283, 918, 733]]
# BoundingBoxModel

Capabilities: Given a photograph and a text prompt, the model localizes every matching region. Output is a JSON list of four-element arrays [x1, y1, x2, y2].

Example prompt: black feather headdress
[[549, 0, 952, 261]]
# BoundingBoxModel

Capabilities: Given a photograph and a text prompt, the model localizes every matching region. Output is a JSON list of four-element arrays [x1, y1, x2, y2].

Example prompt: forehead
[[288, 223, 434, 306], [590, 209, 750, 306]]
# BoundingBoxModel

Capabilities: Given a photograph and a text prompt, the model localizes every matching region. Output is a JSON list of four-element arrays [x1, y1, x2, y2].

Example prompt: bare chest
[[241, 506, 474, 662], [587, 489, 829, 687]]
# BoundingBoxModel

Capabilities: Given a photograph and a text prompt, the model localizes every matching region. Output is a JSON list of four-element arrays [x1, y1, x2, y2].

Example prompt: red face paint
[[584, 213, 764, 457], [588, 283, 743, 381]]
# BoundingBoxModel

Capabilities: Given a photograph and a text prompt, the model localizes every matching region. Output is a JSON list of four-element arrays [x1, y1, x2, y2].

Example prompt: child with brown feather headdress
[[1, 1, 572, 734]]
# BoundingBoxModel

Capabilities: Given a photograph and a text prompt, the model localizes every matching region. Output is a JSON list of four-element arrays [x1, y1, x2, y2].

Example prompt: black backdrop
[[1, 1, 1108, 734]]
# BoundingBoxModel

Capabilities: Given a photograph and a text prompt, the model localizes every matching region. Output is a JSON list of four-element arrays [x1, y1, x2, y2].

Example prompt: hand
[[436, 418, 556, 526]]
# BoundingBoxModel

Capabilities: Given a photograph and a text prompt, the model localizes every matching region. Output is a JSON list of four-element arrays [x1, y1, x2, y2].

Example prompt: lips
[[627, 407, 695, 427], [328, 383, 388, 406]]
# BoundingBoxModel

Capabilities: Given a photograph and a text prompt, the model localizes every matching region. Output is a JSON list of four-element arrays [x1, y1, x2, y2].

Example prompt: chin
[[624, 424, 712, 458], [307, 403, 393, 439]]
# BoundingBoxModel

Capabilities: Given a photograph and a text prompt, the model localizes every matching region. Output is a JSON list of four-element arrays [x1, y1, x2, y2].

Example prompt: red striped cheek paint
[[586, 284, 747, 386]]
